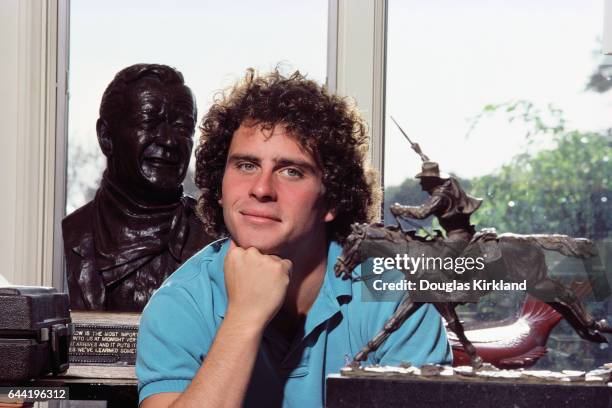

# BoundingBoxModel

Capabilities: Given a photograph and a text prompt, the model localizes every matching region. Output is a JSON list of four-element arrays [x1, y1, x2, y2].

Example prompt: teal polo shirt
[[137, 239, 452, 407]]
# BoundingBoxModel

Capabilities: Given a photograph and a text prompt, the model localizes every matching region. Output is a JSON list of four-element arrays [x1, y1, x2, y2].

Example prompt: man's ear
[[96, 118, 113, 157]]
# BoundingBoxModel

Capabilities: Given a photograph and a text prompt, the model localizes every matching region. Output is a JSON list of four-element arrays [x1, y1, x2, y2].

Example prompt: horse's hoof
[[333, 263, 344, 277], [582, 327, 608, 343], [471, 355, 484, 369], [354, 351, 367, 362], [595, 319, 612, 334]]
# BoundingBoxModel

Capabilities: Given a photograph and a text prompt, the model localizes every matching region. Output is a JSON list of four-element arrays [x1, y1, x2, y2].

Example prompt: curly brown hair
[[195, 69, 380, 244]]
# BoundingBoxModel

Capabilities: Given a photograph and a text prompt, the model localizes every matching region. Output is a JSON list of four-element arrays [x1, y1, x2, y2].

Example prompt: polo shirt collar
[[301, 240, 352, 340]]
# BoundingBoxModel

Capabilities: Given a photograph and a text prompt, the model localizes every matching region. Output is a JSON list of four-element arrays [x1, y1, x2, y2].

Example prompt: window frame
[[4, 0, 69, 287], [605, 0, 612, 54], [330, 0, 387, 179]]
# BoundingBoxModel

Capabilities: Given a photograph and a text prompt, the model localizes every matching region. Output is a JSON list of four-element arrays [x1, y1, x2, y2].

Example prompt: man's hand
[[224, 241, 292, 328], [390, 203, 405, 216]]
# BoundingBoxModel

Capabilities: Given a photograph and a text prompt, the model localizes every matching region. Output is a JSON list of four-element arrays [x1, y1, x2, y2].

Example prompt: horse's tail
[[519, 295, 562, 336], [519, 280, 592, 344]]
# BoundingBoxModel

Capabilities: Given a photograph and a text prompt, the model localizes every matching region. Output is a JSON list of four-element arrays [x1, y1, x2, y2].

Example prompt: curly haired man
[[137, 69, 452, 408]]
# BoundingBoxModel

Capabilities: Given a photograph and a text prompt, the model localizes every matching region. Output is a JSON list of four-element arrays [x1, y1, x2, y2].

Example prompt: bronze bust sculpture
[[62, 64, 213, 311]]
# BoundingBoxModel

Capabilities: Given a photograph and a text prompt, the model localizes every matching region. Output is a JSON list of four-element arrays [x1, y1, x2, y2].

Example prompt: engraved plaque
[[69, 312, 140, 365]]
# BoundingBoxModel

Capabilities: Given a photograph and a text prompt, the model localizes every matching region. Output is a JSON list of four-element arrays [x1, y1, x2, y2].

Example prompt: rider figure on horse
[[390, 161, 483, 244]]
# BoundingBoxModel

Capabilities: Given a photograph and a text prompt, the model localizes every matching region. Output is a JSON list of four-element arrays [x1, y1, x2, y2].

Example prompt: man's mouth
[[239, 210, 282, 223], [143, 156, 180, 166]]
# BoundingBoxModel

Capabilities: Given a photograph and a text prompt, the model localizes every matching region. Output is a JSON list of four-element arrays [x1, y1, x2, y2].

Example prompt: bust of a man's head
[[62, 64, 213, 312], [97, 64, 196, 203]]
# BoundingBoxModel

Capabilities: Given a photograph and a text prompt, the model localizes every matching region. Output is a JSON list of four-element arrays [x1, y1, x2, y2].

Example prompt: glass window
[[67, 0, 328, 213], [384, 0, 611, 370]]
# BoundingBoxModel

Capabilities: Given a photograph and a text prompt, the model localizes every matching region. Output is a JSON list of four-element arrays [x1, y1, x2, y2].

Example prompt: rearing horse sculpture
[[334, 222, 610, 368]]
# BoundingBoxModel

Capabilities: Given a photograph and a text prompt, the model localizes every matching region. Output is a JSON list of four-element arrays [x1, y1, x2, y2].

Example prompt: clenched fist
[[224, 240, 292, 328]]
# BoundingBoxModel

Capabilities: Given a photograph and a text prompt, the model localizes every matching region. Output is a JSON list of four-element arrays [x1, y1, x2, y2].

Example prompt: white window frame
[[605, 0, 612, 54], [5, 0, 386, 289], [0, 0, 69, 288], [328, 0, 387, 180]]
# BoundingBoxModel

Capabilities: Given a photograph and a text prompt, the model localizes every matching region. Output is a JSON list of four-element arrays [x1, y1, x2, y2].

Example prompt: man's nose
[[249, 170, 277, 202], [156, 122, 178, 148]]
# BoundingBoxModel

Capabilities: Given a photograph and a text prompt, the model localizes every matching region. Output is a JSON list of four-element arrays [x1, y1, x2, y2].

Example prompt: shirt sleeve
[[136, 272, 217, 405]]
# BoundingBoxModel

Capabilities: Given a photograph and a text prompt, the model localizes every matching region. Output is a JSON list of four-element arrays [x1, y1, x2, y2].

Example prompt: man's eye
[[173, 122, 193, 132], [139, 118, 157, 128], [237, 162, 257, 173], [280, 168, 304, 178]]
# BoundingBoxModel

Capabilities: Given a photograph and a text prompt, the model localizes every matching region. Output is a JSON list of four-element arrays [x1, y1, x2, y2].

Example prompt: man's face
[[220, 123, 335, 257], [107, 80, 195, 193], [419, 177, 438, 194]]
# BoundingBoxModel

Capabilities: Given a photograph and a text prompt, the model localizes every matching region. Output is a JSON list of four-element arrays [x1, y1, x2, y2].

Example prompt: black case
[[0, 286, 74, 382]]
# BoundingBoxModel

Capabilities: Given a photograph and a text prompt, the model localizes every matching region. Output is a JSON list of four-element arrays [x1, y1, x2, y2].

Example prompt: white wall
[[0, 0, 20, 284]]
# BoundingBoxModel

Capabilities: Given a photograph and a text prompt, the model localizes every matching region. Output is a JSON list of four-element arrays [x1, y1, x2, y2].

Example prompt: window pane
[[67, 0, 328, 213], [384, 0, 611, 370]]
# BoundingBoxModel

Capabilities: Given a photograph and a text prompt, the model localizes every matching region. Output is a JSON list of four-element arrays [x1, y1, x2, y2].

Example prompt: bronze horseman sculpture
[[63, 64, 213, 312], [389, 161, 481, 244], [334, 118, 611, 368]]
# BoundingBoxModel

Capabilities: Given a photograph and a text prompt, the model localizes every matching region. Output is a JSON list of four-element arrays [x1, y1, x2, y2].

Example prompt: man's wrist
[[223, 308, 268, 337]]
